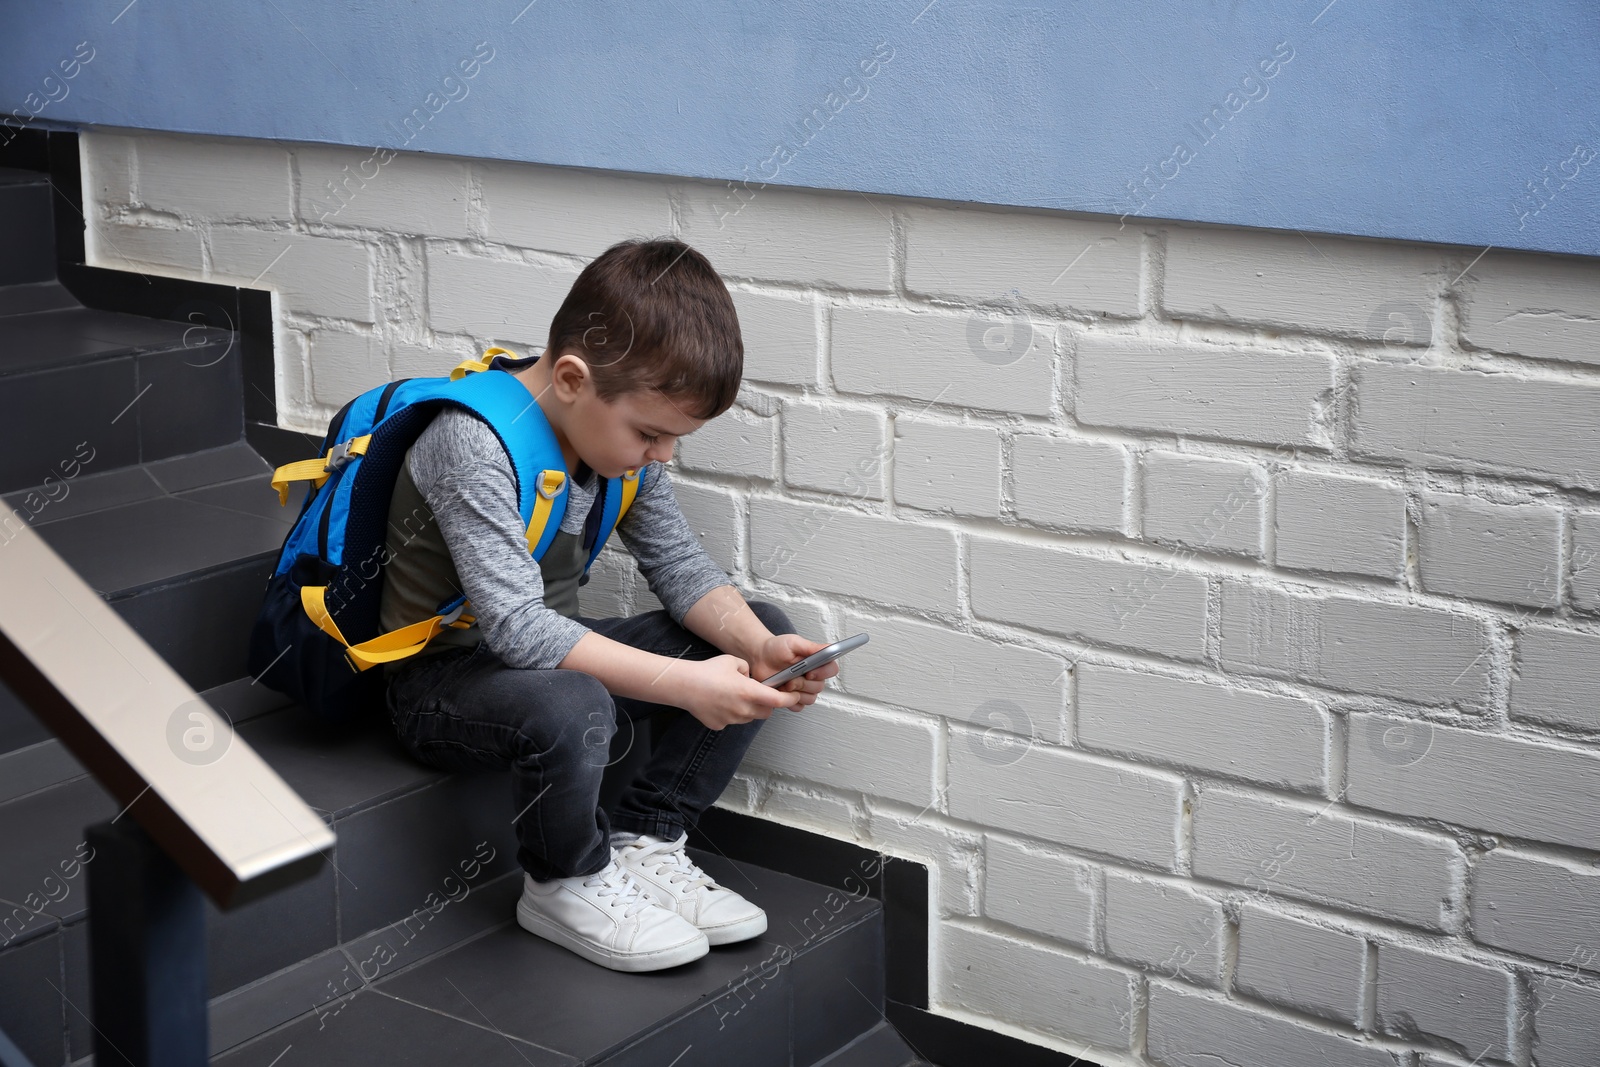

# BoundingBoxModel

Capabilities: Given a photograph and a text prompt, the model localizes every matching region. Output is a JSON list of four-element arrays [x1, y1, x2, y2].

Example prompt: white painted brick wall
[[1232, 904, 1366, 1025], [1272, 468, 1406, 580], [1076, 664, 1326, 792], [1459, 248, 1600, 367], [982, 835, 1096, 950], [1010, 433, 1127, 534], [1511, 625, 1600, 731], [1373, 943, 1513, 1062], [1103, 873, 1227, 988], [1075, 334, 1335, 447], [1191, 787, 1460, 930], [1139, 450, 1266, 559], [892, 419, 1001, 518], [1470, 848, 1600, 969], [1418, 491, 1562, 608], [86, 126, 1600, 1067], [1147, 982, 1396, 1067], [780, 399, 887, 498]]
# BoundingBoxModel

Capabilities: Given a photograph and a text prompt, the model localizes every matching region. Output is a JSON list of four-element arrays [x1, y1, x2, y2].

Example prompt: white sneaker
[[515, 853, 709, 972], [613, 832, 768, 945]]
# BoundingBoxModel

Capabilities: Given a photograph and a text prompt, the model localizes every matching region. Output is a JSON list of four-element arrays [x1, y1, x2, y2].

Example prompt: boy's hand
[[749, 634, 840, 706], [681, 655, 804, 731]]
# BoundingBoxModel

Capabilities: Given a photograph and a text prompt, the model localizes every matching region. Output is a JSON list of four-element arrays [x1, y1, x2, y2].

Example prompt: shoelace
[[628, 835, 718, 894], [583, 861, 656, 919]]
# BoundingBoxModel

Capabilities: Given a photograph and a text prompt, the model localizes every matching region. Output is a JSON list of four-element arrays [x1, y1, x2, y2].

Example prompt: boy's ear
[[548, 351, 592, 402]]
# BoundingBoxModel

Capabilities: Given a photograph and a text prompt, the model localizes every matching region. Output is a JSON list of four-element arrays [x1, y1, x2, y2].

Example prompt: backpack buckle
[[325, 438, 359, 472]]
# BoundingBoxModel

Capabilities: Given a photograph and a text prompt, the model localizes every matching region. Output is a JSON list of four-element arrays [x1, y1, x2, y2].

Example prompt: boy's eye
[[639, 431, 659, 444]]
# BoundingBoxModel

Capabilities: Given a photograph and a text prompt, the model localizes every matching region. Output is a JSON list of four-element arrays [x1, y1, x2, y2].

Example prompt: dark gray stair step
[[212, 853, 883, 1067], [0, 312, 240, 493], [0, 169, 56, 286], [0, 441, 305, 759], [809, 1021, 925, 1067]]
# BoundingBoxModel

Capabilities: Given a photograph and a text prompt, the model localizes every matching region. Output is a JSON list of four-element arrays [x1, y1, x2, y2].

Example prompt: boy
[[377, 238, 837, 972]]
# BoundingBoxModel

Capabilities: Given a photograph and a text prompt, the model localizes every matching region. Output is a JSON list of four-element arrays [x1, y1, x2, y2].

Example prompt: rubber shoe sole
[[515, 898, 709, 972], [702, 910, 768, 946]]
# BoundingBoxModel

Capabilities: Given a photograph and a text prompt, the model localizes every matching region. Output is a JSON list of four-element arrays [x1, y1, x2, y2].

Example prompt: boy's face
[[565, 375, 707, 479]]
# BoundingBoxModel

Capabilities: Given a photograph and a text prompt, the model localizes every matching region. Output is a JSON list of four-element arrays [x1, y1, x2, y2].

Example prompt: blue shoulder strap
[[585, 467, 647, 574]]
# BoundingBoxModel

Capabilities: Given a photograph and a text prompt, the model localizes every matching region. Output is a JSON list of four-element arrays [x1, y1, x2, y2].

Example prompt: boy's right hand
[[679, 654, 804, 731]]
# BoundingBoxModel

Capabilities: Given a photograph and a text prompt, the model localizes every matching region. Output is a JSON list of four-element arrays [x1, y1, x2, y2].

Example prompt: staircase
[[0, 146, 930, 1067]]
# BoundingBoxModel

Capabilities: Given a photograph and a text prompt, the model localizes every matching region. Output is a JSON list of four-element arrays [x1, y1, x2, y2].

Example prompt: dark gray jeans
[[384, 602, 789, 881]]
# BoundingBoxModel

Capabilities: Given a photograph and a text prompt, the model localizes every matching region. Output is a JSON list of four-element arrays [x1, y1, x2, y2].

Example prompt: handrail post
[[86, 818, 208, 1067]]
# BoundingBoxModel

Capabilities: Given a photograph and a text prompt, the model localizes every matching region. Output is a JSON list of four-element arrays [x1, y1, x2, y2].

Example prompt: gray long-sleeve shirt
[[377, 403, 731, 676]]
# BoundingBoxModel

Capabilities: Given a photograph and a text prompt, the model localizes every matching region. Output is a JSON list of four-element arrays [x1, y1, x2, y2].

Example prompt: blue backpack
[[246, 348, 643, 722]]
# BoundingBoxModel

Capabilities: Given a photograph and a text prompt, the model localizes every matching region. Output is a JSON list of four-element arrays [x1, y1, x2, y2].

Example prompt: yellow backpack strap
[[618, 467, 641, 520], [450, 346, 520, 381], [523, 469, 567, 554], [301, 585, 476, 672], [270, 434, 373, 506]]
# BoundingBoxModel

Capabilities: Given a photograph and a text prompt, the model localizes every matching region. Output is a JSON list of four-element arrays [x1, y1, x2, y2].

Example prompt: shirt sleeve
[[408, 408, 591, 670], [614, 461, 735, 623]]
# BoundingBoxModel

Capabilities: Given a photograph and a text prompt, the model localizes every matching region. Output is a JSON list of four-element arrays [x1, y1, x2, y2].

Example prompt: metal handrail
[[0, 517, 331, 907]]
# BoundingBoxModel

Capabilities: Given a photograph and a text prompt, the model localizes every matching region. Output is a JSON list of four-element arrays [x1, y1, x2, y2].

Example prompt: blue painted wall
[[6, 0, 1597, 257]]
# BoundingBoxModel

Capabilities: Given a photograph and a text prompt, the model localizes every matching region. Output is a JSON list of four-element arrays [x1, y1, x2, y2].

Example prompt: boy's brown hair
[[545, 238, 742, 420]]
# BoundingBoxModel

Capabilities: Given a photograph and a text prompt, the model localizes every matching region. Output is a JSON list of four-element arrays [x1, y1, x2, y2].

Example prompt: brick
[[1419, 492, 1561, 608], [1347, 713, 1600, 851], [297, 145, 469, 238], [971, 537, 1208, 663], [1104, 873, 1226, 988], [1351, 361, 1600, 492], [668, 479, 738, 576], [939, 923, 1135, 1051], [675, 405, 777, 480], [982, 836, 1095, 950], [92, 222, 202, 274], [1141, 451, 1266, 558], [1512, 626, 1600, 732], [748, 497, 957, 614], [835, 612, 1066, 737], [1146, 982, 1395, 1067], [1010, 434, 1127, 534], [1374, 943, 1513, 1062], [742, 696, 936, 806], [307, 329, 386, 407], [389, 340, 468, 379], [136, 131, 291, 221], [1460, 249, 1600, 367], [759, 786, 856, 832], [781, 401, 887, 498], [1532, 974, 1600, 1067], [892, 420, 1001, 518], [832, 305, 1054, 417], [1219, 581, 1493, 708], [209, 227, 374, 323], [82, 131, 137, 208], [1234, 904, 1366, 1025], [729, 289, 818, 387], [1077, 664, 1325, 792], [1075, 335, 1334, 447], [426, 246, 577, 342], [679, 182, 892, 291], [1570, 511, 1600, 611], [1472, 848, 1600, 970], [1163, 224, 1442, 342], [903, 203, 1141, 318], [1274, 469, 1406, 580], [479, 160, 671, 254], [948, 739, 1183, 870], [745, 590, 830, 647], [1192, 787, 1459, 930]]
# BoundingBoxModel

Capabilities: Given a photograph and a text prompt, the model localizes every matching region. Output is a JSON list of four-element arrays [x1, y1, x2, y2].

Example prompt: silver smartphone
[[759, 633, 870, 687]]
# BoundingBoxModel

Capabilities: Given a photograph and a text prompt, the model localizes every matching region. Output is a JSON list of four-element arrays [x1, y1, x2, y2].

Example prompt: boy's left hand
[[749, 634, 839, 706]]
